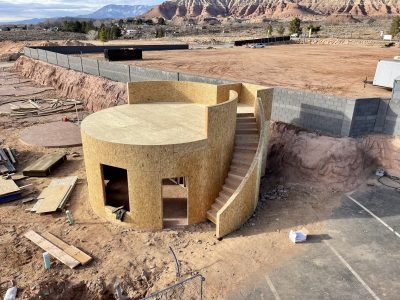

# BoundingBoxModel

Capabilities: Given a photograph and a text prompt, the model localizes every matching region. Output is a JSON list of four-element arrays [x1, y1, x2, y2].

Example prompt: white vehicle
[[248, 43, 265, 48]]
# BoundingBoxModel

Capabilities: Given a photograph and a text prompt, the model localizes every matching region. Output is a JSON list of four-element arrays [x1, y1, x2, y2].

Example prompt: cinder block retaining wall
[[22, 46, 399, 138]]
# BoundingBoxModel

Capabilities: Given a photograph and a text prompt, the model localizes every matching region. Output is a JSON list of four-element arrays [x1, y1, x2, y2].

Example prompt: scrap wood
[[0, 177, 20, 196], [22, 153, 66, 177], [30, 176, 78, 213], [24, 230, 80, 269], [41, 232, 92, 265]]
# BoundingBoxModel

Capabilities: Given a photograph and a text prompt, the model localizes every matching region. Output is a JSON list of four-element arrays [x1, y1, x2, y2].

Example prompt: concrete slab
[[20, 122, 82, 148], [228, 185, 400, 299]]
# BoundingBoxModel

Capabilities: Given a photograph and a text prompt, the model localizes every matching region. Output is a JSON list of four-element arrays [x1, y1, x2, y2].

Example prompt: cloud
[[0, 1, 163, 22]]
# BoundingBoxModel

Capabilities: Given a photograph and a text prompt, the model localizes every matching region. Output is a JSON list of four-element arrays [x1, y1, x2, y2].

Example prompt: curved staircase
[[207, 112, 259, 223]]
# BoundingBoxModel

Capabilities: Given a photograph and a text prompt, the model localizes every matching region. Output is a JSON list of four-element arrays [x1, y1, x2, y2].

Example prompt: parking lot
[[231, 185, 400, 300]]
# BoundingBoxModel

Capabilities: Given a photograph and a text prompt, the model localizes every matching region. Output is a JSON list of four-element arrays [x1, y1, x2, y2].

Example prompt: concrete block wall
[[129, 65, 178, 81], [68, 56, 83, 72], [271, 87, 351, 136], [349, 98, 382, 137], [99, 61, 130, 82], [56, 53, 69, 69], [81, 57, 100, 76], [22, 47, 400, 138]]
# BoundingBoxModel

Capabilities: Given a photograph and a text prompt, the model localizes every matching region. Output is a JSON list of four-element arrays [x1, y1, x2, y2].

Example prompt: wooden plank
[[0, 178, 20, 196], [41, 232, 92, 265], [34, 185, 71, 213], [48, 176, 78, 209], [23, 153, 66, 177], [24, 230, 80, 269]]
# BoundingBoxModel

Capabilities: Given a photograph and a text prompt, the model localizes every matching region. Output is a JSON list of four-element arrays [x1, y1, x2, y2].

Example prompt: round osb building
[[81, 81, 239, 229]]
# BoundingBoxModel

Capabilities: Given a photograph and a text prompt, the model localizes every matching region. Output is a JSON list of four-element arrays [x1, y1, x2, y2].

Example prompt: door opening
[[162, 177, 188, 228]]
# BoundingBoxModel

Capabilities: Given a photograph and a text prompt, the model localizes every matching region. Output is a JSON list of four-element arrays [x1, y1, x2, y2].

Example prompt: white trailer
[[373, 59, 400, 89]]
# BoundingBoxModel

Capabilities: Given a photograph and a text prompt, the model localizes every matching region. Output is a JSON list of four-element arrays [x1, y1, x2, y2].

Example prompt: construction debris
[[0, 98, 84, 119], [289, 227, 309, 243], [0, 147, 17, 174], [22, 153, 67, 177], [0, 177, 22, 203], [24, 230, 92, 269], [30, 176, 78, 213]]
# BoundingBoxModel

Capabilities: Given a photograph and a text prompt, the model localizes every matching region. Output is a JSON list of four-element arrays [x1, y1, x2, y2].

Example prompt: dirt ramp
[[13, 56, 126, 112]]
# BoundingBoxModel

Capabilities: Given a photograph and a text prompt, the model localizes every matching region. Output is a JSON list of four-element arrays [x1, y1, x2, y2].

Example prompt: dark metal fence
[[141, 274, 205, 300], [234, 36, 291, 46]]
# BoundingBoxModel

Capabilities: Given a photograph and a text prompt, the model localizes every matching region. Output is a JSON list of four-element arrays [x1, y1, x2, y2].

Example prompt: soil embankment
[[268, 122, 400, 190], [13, 56, 126, 111]]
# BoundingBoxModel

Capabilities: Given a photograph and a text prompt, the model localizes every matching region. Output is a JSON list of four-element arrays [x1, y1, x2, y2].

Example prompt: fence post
[[56, 53, 59, 66], [97, 59, 100, 76]]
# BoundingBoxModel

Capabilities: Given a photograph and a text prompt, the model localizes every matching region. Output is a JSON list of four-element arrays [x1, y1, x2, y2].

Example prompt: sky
[[0, 0, 163, 22]]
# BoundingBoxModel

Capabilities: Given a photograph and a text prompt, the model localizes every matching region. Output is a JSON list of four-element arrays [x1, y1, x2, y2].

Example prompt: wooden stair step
[[207, 209, 217, 224], [234, 147, 257, 154], [236, 123, 258, 129], [225, 177, 241, 189], [237, 113, 254, 118], [212, 201, 223, 211], [231, 159, 251, 170], [228, 172, 244, 181], [230, 166, 248, 177], [233, 153, 254, 162], [218, 191, 231, 201], [222, 185, 235, 196], [236, 117, 256, 123], [236, 128, 259, 135]]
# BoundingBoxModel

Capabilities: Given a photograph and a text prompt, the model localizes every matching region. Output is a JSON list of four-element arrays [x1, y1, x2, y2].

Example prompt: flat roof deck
[[81, 103, 207, 146]]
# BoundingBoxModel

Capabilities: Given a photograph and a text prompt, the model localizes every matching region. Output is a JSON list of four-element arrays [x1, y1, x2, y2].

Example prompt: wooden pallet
[[23, 153, 66, 177]]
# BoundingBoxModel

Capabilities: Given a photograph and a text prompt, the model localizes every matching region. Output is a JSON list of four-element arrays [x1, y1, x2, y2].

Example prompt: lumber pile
[[0, 147, 17, 174], [1, 98, 84, 119], [24, 230, 92, 269], [23, 153, 66, 177], [30, 176, 78, 213]]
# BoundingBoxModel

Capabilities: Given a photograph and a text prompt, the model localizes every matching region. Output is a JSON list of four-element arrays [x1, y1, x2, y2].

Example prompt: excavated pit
[[11, 56, 400, 191]]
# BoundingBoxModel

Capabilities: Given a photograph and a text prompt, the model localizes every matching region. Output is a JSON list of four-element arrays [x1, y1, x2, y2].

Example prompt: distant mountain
[[0, 4, 155, 25], [144, 0, 399, 21], [0, 18, 47, 25], [77, 4, 154, 19]]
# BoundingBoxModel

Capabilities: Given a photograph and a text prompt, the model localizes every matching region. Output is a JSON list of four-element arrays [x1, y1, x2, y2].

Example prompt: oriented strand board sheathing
[[82, 81, 238, 229], [82, 80, 272, 237], [23, 153, 67, 177]]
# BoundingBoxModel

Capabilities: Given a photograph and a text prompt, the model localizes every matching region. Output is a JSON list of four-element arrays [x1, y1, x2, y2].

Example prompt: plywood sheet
[[34, 185, 71, 213], [23, 153, 66, 177], [0, 178, 20, 196], [41, 232, 92, 265], [24, 230, 80, 269]]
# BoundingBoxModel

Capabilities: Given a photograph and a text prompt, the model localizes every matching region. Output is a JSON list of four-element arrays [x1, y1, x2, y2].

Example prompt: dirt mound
[[12, 56, 126, 111], [38, 40, 94, 47], [267, 122, 400, 191]]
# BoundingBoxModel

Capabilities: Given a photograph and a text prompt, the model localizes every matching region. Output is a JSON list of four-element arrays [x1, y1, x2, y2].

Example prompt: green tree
[[155, 27, 165, 38], [266, 24, 273, 36], [157, 17, 166, 25], [307, 24, 321, 35], [390, 16, 400, 37], [277, 25, 285, 35], [289, 17, 302, 35], [98, 27, 107, 42]]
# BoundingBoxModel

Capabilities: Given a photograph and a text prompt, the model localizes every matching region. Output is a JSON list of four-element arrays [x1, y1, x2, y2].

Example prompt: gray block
[[30, 48, 39, 59], [82, 57, 100, 76], [68, 56, 83, 72], [129, 65, 178, 82], [178, 72, 233, 85], [23, 47, 31, 57], [99, 61, 130, 82], [56, 53, 69, 68], [37, 49, 47, 62], [46, 51, 58, 65]]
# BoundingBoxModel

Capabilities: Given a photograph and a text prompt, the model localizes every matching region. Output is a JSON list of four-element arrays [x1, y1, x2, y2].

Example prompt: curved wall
[[82, 82, 238, 229], [127, 81, 219, 105], [216, 96, 271, 238]]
